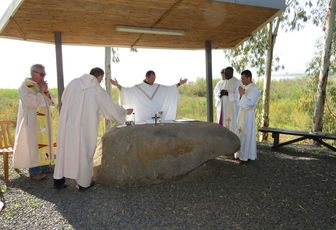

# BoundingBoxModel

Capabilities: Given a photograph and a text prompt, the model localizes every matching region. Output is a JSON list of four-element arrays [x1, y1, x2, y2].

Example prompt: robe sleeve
[[120, 86, 137, 109], [213, 81, 222, 107], [231, 79, 242, 102], [19, 84, 49, 108], [239, 86, 259, 109], [119, 83, 178, 122], [97, 87, 127, 124], [160, 85, 178, 121]]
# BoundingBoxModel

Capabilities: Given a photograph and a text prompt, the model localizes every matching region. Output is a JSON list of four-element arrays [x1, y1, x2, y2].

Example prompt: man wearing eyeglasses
[[13, 64, 56, 181]]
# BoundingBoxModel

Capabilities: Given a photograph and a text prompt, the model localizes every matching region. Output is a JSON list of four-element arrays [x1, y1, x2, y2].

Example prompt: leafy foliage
[[223, 27, 271, 76], [223, 0, 317, 77], [304, 0, 336, 132], [301, 72, 336, 133], [283, 0, 311, 31], [310, 0, 328, 26]]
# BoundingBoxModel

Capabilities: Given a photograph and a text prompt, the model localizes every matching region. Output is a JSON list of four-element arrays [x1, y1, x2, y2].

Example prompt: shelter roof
[[0, 0, 285, 49]]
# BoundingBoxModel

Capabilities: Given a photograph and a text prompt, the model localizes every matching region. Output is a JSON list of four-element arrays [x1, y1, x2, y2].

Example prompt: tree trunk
[[313, 0, 336, 133], [260, 20, 280, 141], [104, 47, 112, 131]]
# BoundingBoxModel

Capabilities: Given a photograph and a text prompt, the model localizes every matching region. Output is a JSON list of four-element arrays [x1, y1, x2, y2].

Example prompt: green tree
[[306, 0, 336, 133]]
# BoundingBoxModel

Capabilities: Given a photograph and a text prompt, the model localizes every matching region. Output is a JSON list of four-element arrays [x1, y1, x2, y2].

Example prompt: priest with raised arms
[[111, 70, 187, 123]]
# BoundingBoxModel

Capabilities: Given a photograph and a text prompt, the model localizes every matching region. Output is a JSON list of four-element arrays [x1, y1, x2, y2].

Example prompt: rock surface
[[93, 122, 240, 187]]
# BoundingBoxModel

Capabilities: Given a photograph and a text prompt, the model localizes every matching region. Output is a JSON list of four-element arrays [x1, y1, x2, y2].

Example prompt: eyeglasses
[[33, 71, 46, 77]]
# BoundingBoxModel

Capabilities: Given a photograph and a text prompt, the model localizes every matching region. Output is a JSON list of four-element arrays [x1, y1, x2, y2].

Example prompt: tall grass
[[1, 77, 335, 139], [177, 95, 208, 121], [0, 89, 19, 121], [267, 78, 318, 131]]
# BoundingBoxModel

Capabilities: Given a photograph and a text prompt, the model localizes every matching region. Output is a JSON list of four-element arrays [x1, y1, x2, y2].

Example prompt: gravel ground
[[0, 143, 336, 230]]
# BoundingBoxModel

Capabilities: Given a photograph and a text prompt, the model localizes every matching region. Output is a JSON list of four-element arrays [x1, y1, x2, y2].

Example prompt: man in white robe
[[213, 67, 241, 132], [13, 64, 55, 181], [53, 67, 132, 190], [234, 69, 260, 162], [111, 70, 187, 122]]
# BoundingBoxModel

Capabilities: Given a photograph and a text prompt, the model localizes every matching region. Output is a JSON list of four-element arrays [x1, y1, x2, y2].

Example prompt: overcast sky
[[0, 1, 323, 89]]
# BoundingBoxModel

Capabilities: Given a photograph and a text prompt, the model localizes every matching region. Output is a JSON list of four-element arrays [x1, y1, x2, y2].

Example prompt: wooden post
[[54, 32, 64, 112], [104, 47, 112, 130], [205, 40, 213, 122]]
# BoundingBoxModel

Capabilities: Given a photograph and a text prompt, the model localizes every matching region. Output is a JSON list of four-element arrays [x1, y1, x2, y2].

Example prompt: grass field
[[1, 77, 335, 142]]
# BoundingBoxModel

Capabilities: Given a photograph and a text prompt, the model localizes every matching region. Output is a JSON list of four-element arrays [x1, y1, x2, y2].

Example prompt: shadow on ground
[[0, 143, 336, 229]]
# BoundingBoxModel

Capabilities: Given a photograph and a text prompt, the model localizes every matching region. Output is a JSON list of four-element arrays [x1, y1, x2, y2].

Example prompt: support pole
[[205, 40, 213, 122], [104, 47, 112, 130], [54, 32, 64, 111]]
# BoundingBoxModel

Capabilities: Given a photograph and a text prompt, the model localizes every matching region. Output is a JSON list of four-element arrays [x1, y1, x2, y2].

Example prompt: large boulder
[[93, 122, 240, 187]]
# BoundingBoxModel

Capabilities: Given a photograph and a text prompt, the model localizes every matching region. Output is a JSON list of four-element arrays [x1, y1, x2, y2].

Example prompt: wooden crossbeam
[[259, 127, 336, 152]]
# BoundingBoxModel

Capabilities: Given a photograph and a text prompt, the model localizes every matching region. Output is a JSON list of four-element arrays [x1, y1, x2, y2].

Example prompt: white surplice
[[120, 82, 178, 122], [13, 78, 54, 169], [235, 82, 259, 161], [213, 77, 241, 132], [53, 74, 127, 187]]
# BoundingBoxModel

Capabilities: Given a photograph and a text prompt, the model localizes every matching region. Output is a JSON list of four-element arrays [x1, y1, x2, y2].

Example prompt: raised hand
[[179, 78, 188, 85], [126, 108, 133, 115], [110, 78, 122, 90], [110, 78, 119, 86], [238, 86, 245, 96], [39, 80, 49, 93]]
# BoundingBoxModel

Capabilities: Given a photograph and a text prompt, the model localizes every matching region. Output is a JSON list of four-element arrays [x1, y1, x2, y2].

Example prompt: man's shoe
[[76, 181, 95, 192], [30, 173, 47, 181], [54, 177, 66, 189]]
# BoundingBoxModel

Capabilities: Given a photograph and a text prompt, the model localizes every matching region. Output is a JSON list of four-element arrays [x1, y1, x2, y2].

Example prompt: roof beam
[[0, 0, 24, 33], [213, 0, 286, 10]]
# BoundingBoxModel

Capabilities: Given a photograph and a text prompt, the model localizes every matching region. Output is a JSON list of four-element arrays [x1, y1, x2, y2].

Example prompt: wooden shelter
[[0, 0, 285, 121]]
